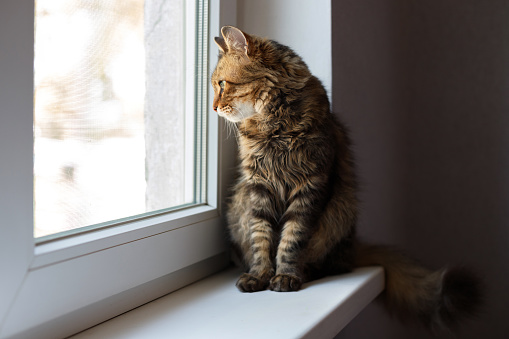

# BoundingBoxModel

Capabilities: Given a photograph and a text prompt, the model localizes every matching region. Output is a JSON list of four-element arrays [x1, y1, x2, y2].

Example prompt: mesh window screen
[[34, 0, 191, 239]]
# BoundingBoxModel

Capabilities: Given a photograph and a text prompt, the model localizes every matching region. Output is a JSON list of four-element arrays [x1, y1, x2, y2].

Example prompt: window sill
[[70, 266, 384, 339]]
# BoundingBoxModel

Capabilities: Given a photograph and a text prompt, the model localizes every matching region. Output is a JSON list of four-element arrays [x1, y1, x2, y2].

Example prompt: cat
[[211, 26, 481, 330]]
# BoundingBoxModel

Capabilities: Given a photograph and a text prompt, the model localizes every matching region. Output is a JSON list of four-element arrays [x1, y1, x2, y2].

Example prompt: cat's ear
[[214, 37, 228, 53], [221, 26, 249, 58]]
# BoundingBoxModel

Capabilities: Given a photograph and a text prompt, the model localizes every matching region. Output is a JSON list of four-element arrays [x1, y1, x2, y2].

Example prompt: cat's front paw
[[236, 273, 270, 292], [269, 274, 302, 292]]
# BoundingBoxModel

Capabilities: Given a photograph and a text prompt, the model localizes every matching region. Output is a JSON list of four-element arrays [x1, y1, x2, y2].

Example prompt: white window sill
[[70, 266, 384, 339]]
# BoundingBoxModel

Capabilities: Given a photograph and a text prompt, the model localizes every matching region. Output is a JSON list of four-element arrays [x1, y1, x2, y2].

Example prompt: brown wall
[[332, 1, 509, 338]]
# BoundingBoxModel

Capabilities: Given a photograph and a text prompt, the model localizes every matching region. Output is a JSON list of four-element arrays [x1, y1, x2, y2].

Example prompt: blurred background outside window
[[34, 0, 192, 239]]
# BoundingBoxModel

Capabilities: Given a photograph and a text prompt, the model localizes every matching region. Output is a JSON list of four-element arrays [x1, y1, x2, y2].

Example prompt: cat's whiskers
[[227, 120, 239, 141], [221, 110, 239, 144], [233, 105, 250, 138]]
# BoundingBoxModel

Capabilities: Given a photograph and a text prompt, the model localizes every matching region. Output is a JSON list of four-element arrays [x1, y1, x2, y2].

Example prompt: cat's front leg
[[270, 182, 324, 292], [269, 217, 305, 292], [236, 183, 277, 292]]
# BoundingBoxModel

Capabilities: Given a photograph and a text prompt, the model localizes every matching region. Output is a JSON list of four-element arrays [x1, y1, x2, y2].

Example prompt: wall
[[332, 0, 509, 338]]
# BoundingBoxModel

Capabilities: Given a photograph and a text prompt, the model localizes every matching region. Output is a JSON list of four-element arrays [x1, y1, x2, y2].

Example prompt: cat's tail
[[354, 242, 482, 331]]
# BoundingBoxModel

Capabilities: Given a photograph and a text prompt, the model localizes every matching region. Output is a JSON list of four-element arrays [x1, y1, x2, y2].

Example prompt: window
[[34, 0, 200, 240], [0, 1, 237, 338]]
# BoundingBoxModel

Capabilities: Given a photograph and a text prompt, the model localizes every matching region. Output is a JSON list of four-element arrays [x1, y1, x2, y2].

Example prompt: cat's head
[[211, 26, 311, 123]]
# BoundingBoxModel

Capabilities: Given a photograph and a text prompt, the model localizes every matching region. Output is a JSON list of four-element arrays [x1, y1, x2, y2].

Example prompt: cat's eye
[[219, 80, 225, 89]]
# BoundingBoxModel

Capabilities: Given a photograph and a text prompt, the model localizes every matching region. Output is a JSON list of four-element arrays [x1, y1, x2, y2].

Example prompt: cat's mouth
[[216, 107, 242, 122], [217, 102, 256, 122]]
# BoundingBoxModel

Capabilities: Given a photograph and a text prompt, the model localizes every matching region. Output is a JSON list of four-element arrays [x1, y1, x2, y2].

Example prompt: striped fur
[[211, 26, 481, 330]]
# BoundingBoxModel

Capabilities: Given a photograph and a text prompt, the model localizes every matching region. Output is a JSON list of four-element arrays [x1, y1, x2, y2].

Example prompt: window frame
[[0, 1, 238, 338]]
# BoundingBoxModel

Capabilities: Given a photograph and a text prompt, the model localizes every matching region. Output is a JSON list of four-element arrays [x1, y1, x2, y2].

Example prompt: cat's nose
[[213, 105, 218, 112]]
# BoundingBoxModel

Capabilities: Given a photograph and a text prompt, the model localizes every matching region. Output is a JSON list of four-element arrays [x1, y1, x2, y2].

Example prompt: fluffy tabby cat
[[211, 26, 481, 330]]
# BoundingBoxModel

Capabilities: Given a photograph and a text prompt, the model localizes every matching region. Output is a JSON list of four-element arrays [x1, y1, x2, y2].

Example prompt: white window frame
[[0, 1, 238, 338]]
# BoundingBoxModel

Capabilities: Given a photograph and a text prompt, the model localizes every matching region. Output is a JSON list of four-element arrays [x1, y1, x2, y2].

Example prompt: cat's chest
[[239, 133, 307, 178], [238, 117, 308, 156], [242, 132, 298, 159]]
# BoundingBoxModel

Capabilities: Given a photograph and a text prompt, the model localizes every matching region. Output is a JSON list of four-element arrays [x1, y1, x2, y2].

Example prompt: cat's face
[[211, 56, 257, 122], [211, 26, 267, 123], [211, 26, 311, 123]]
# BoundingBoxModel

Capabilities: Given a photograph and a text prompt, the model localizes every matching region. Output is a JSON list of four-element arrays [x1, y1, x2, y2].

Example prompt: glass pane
[[34, 0, 197, 239]]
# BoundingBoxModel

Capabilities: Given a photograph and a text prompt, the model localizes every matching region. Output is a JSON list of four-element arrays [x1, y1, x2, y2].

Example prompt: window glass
[[34, 0, 200, 239]]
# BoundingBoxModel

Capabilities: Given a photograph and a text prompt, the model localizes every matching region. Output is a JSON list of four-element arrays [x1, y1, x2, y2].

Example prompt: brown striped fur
[[211, 26, 481, 331]]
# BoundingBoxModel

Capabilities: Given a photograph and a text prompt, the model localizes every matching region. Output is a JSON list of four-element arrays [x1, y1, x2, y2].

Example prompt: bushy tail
[[355, 243, 482, 331]]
